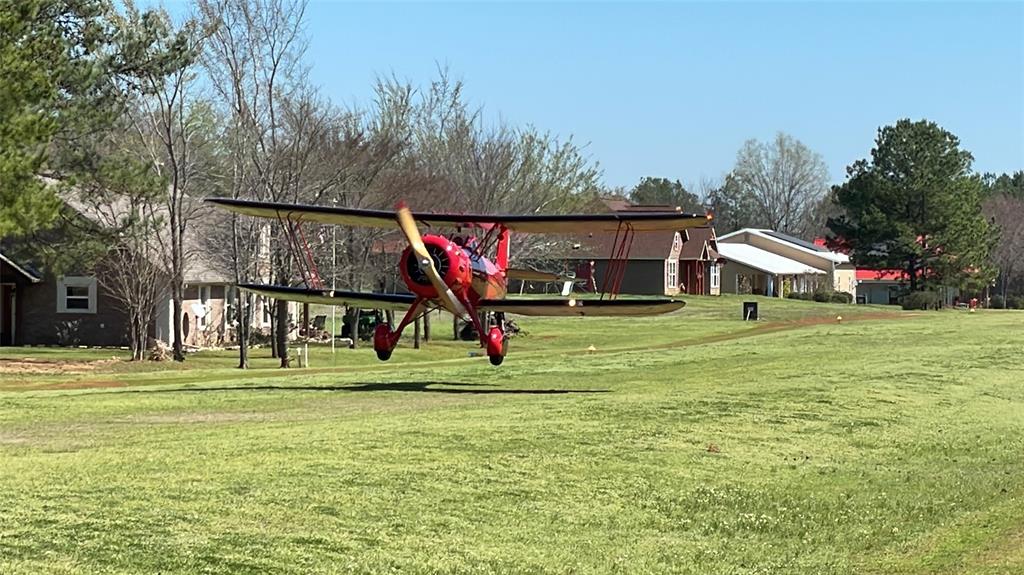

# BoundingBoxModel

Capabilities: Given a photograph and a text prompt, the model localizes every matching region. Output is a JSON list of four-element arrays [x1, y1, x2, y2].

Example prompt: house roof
[[0, 252, 42, 283], [855, 269, 906, 281], [718, 228, 850, 264], [718, 243, 827, 275], [563, 197, 709, 260], [569, 230, 677, 260], [62, 190, 231, 284], [679, 226, 719, 261]]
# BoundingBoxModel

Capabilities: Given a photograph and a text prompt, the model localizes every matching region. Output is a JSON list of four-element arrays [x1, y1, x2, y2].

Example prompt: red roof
[[855, 269, 906, 281]]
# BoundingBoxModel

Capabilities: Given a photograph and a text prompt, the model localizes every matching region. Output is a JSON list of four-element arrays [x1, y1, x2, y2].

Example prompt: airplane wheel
[[373, 324, 393, 361], [486, 326, 506, 366]]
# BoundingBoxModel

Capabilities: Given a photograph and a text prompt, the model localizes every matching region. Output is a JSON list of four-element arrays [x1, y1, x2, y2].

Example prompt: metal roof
[[718, 243, 827, 275], [718, 228, 850, 264], [763, 230, 829, 253]]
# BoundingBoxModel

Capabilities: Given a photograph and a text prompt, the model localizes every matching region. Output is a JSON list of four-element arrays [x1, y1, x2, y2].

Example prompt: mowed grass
[[0, 296, 1022, 574]]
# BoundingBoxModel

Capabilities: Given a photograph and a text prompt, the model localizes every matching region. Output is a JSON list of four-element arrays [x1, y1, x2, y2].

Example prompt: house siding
[[573, 259, 668, 296], [18, 272, 131, 346]]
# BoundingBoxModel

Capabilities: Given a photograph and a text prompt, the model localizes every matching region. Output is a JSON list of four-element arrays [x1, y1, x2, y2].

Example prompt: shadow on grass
[[67, 381, 609, 396], [339, 381, 609, 395]]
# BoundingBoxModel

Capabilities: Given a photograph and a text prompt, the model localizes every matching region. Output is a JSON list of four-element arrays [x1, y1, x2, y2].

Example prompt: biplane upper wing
[[238, 284, 415, 310], [206, 197, 711, 233], [477, 298, 685, 317]]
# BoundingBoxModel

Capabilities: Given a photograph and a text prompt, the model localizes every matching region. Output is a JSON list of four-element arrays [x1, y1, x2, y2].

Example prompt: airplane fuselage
[[398, 233, 508, 313]]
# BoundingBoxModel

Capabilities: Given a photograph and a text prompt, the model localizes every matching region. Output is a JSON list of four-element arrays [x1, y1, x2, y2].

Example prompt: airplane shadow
[[82, 381, 608, 396], [339, 381, 609, 395]]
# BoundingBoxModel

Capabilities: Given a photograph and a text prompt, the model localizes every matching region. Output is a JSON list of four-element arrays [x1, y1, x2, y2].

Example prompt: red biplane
[[206, 198, 711, 365]]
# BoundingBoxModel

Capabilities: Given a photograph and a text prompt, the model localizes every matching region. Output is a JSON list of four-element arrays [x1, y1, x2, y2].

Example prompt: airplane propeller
[[395, 203, 468, 318]]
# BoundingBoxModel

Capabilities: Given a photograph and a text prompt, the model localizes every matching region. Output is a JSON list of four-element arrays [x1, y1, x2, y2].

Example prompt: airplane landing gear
[[373, 324, 394, 361], [486, 312, 508, 366]]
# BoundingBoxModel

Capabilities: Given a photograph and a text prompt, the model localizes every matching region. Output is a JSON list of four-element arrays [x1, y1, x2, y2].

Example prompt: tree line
[[626, 125, 1020, 301], [2, 1, 1020, 365], [1, 0, 601, 365]]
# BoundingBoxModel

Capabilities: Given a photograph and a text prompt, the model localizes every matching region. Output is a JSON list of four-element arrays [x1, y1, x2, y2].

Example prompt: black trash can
[[743, 301, 758, 321], [856, 295, 866, 305]]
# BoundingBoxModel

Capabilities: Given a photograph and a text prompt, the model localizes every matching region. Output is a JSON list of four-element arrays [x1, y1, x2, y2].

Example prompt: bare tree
[[202, 0, 382, 366], [731, 132, 830, 236], [113, 4, 213, 362], [67, 141, 168, 361], [404, 71, 601, 262], [99, 228, 167, 361], [985, 193, 1024, 298]]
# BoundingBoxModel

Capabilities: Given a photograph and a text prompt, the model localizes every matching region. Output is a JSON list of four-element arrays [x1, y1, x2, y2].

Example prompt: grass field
[[1, 295, 1022, 574]]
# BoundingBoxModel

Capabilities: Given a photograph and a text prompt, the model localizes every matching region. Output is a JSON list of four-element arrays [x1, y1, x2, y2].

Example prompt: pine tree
[[829, 119, 995, 291]]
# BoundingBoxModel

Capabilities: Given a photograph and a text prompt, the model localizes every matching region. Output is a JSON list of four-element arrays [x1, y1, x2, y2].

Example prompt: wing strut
[[599, 221, 635, 300], [276, 212, 324, 290]]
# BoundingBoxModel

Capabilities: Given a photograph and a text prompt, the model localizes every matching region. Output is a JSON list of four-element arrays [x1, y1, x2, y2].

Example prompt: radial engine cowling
[[398, 234, 473, 300]]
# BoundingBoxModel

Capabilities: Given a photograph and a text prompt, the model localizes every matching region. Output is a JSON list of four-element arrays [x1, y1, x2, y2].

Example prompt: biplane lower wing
[[238, 284, 415, 310], [477, 298, 685, 317]]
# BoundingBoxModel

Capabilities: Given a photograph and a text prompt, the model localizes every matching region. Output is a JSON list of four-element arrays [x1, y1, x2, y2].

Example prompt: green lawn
[[1, 296, 1021, 574]]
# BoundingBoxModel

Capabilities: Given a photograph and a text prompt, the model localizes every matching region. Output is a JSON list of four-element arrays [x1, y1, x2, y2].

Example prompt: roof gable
[[679, 226, 718, 260]]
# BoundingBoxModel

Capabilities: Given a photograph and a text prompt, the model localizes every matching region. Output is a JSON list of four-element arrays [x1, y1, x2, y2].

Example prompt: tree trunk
[[351, 308, 361, 349], [269, 300, 278, 358], [453, 314, 459, 340], [237, 293, 249, 369], [136, 317, 147, 361], [414, 317, 421, 349], [170, 205, 185, 362], [423, 311, 431, 342], [276, 298, 290, 368], [171, 293, 184, 361]]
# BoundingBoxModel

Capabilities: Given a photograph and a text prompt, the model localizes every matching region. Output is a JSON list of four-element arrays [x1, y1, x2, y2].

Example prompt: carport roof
[[0, 252, 42, 283], [718, 243, 826, 275]]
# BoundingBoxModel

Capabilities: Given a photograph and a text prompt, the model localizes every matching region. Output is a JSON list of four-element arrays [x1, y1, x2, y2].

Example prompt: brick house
[[529, 198, 720, 297], [0, 197, 286, 348]]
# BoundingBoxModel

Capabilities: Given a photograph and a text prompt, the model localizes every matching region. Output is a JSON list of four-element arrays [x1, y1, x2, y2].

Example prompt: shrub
[[901, 290, 941, 310], [830, 291, 854, 304], [812, 290, 830, 303], [990, 295, 1005, 309], [786, 292, 804, 300], [1008, 296, 1024, 310]]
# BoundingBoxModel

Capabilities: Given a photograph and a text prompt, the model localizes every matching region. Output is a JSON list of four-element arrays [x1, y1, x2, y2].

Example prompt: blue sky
[[160, 1, 1024, 189]]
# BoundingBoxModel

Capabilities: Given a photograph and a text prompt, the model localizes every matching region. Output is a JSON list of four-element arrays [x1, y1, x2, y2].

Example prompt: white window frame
[[709, 263, 720, 290], [665, 259, 678, 290], [57, 276, 97, 314], [197, 285, 211, 328]]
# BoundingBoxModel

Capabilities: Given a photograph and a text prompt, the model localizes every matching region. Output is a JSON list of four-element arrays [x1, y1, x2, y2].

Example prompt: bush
[[1008, 296, 1024, 310], [990, 295, 1006, 309], [830, 291, 854, 304], [812, 290, 830, 303], [901, 290, 941, 310], [786, 292, 804, 300]]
